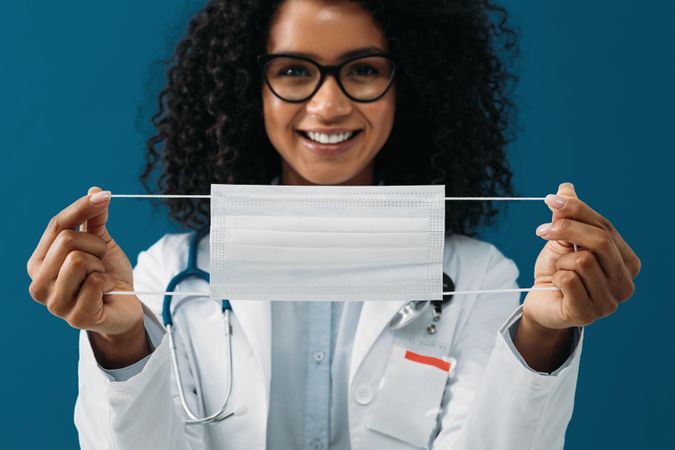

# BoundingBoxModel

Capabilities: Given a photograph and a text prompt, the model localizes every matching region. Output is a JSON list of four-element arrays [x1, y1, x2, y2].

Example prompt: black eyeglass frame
[[257, 52, 396, 103]]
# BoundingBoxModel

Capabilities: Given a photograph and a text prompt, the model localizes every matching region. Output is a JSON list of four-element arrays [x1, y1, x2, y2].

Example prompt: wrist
[[514, 309, 575, 373], [521, 306, 574, 340], [89, 318, 151, 369]]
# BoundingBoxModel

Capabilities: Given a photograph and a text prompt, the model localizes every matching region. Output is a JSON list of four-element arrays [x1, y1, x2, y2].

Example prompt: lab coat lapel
[[200, 234, 272, 399], [349, 300, 407, 384], [229, 299, 272, 399]]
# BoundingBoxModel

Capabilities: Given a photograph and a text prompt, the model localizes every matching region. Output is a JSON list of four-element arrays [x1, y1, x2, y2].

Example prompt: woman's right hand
[[27, 187, 149, 368]]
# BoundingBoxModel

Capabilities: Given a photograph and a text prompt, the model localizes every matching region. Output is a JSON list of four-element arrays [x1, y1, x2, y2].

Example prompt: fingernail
[[90, 191, 111, 204], [545, 194, 566, 209], [536, 222, 552, 236]]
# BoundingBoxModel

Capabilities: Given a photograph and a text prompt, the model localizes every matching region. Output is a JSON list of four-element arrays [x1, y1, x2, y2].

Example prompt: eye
[[276, 65, 312, 77], [347, 64, 379, 77]]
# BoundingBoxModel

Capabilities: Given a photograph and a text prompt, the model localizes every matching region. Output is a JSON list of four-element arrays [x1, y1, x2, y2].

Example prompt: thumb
[[81, 186, 113, 244]]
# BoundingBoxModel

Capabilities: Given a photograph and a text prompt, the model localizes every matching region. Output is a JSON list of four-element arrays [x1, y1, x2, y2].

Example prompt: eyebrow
[[271, 46, 387, 61]]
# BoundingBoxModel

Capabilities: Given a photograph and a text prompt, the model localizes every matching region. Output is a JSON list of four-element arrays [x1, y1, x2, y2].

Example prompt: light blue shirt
[[267, 301, 362, 450]]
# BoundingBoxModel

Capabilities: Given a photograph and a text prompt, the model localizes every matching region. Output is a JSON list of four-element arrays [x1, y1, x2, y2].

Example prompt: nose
[[305, 75, 353, 120]]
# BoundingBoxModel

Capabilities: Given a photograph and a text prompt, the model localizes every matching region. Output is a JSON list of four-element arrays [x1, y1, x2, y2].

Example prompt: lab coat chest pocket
[[366, 344, 455, 449]]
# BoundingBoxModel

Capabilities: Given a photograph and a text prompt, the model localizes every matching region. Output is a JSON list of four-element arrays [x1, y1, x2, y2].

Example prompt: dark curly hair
[[142, 0, 519, 236]]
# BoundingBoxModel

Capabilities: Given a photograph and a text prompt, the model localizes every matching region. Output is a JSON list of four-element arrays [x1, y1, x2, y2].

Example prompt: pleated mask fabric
[[209, 184, 445, 301]]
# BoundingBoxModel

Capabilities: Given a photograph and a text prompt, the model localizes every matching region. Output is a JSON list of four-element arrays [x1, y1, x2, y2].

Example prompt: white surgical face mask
[[209, 184, 445, 302]]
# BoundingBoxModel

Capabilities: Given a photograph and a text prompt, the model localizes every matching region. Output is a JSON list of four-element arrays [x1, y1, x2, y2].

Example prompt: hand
[[523, 182, 641, 331], [27, 187, 148, 367]]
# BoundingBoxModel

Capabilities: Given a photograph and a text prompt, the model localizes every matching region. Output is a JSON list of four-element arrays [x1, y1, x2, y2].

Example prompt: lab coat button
[[310, 438, 324, 450], [312, 351, 325, 363], [354, 385, 374, 405]]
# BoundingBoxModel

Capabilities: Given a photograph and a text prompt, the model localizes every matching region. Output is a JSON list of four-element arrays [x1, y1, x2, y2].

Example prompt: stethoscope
[[163, 228, 454, 425], [163, 227, 235, 425]]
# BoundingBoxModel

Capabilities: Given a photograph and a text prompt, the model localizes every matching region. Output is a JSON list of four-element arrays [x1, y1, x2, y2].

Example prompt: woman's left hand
[[522, 182, 641, 331]]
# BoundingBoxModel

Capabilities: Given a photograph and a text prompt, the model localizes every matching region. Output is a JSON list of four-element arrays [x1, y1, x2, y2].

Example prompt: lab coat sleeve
[[74, 234, 199, 450], [432, 245, 583, 450]]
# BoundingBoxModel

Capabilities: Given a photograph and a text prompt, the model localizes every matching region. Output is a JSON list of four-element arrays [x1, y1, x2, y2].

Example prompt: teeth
[[306, 131, 354, 144]]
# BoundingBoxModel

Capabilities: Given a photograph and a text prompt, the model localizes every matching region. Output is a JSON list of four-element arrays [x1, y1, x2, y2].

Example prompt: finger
[[546, 194, 605, 231], [81, 186, 113, 245], [552, 269, 597, 326], [545, 182, 578, 249], [67, 272, 116, 330], [556, 251, 620, 315], [536, 218, 625, 282], [29, 187, 111, 269], [547, 182, 577, 223], [544, 184, 641, 278], [49, 252, 106, 318], [30, 229, 107, 282], [607, 230, 641, 279]]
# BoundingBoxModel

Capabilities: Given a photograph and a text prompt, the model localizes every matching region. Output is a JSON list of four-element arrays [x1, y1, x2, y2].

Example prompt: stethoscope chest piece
[[389, 300, 430, 331], [389, 273, 454, 332]]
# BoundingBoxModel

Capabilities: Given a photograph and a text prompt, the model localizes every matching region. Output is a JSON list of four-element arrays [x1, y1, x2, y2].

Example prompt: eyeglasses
[[257, 52, 396, 103]]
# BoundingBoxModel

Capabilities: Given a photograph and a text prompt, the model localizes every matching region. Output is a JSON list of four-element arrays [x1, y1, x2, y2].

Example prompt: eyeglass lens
[[263, 56, 394, 101]]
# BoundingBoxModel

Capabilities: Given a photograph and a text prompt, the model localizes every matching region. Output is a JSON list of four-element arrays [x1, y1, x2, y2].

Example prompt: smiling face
[[263, 0, 396, 186]]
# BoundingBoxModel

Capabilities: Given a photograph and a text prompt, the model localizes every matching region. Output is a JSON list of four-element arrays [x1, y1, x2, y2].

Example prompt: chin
[[297, 167, 365, 186]]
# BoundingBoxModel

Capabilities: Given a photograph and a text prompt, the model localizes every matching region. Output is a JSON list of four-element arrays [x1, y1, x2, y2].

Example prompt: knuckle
[[47, 215, 62, 233], [28, 281, 47, 302], [598, 215, 614, 231], [86, 272, 106, 287], [621, 277, 635, 301], [66, 311, 88, 329], [605, 301, 618, 315], [575, 251, 595, 270], [562, 271, 577, 285], [46, 297, 66, 317], [555, 218, 571, 233], [576, 305, 596, 326], [596, 231, 612, 250], [26, 259, 36, 279], [631, 256, 642, 278], [65, 251, 88, 272], [567, 198, 581, 216], [56, 229, 77, 251], [582, 315, 597, 327]]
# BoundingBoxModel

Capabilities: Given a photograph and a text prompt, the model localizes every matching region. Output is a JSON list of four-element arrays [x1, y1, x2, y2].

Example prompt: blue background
[[1, 0, 672, 448]]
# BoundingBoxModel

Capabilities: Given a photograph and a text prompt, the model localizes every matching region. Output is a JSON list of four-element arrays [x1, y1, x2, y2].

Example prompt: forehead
[[266, 0, 388, 63]]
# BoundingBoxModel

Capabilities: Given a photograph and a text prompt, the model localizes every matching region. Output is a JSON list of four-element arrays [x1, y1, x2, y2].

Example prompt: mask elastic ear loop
[[105, 192, 578, 297]]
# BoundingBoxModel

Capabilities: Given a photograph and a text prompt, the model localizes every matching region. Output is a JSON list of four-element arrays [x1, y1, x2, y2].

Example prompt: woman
[[26, 0, 640, 449]]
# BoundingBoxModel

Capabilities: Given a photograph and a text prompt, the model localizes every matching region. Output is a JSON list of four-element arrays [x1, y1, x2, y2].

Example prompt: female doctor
[[27, 0, 640, 449]]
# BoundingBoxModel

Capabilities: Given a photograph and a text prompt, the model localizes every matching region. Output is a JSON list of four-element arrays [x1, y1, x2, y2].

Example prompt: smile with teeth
[[301, 130, 360, 144]]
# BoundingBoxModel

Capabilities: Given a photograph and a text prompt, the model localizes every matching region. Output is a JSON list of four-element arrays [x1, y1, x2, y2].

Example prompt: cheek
[[366, 94, 396, 146], [262, 89, 300, 150]]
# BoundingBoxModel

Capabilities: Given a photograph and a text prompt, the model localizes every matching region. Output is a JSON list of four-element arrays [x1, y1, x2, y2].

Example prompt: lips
[[296, 129, 363, 144], [295, 129, 363, 157]]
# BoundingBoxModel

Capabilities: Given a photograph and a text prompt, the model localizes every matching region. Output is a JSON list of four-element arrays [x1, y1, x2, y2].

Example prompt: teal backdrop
[[1, 0, 672, 448]]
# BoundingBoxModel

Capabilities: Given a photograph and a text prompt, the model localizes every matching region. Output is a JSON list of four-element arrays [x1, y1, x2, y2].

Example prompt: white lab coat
[[74, 232, 583, 450]]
